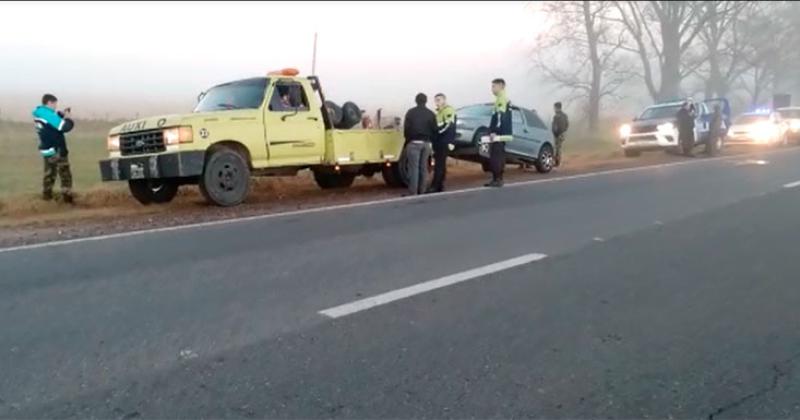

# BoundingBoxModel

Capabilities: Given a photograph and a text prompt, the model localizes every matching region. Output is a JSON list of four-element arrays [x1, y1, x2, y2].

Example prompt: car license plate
[[130, 163, 145, 179]]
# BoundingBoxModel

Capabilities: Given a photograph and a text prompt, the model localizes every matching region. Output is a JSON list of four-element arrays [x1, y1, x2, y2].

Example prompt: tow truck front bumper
[[621, 131, 680, 151], [99, 151, 205, 181]]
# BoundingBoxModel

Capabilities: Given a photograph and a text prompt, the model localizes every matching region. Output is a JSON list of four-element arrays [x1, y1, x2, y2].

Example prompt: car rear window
[[457, 105, 493, 119]]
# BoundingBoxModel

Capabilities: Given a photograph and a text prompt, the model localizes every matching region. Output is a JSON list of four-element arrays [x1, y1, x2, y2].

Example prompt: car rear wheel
[[199, 147, 250, 207], [534, 144, 555, 173], [128, 179, 179, 205]]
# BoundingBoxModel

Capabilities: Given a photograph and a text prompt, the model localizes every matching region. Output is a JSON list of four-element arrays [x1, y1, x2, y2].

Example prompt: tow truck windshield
[[194, 78, 269, 112], [638, 105, 682, 120]]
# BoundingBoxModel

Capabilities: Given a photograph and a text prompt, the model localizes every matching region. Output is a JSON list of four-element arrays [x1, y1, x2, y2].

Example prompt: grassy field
[[0, 118, 619, 199], [0, 119, 119, 198]]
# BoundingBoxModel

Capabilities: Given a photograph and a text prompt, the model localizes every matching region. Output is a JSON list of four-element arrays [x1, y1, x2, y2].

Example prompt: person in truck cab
[[403, 93, 438, 195], [32, 93, 75, 203], [269, 85, 294, 111], [676, 101, 695, 157]]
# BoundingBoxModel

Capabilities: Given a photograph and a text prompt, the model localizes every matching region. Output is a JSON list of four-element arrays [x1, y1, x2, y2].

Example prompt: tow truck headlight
[[107, 134, 120, 152], [619, 124, 632, 138], [657, 122, 675, 134], [163, 126, 194, 145]]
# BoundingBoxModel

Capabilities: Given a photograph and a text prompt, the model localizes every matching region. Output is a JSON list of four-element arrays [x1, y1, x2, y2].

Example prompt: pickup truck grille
[[631, 124, 657, 134], [120, 130, 166, 156]]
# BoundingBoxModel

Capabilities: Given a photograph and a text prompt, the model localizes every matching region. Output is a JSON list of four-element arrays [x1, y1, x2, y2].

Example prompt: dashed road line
[[318, 253, 548, 319]]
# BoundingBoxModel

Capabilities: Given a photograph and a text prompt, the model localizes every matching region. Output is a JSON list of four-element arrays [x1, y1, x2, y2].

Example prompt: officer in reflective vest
[[486, 78, 512, 188], [428, 93, 456, 193]]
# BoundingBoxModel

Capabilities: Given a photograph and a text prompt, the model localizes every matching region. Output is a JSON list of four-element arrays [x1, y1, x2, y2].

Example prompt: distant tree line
[[534, 1, 800, 129]]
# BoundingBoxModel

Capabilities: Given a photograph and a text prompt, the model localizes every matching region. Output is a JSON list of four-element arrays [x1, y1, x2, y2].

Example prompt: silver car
[[452, 103, 556, 173]]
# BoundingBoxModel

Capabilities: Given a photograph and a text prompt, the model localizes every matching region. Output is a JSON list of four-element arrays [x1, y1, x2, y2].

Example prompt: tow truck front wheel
[[128, 179, 179, 205], [199, 147, 250, 207]]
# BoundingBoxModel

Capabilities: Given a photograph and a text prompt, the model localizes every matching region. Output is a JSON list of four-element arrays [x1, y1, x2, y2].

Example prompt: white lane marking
[[318, 253, 548, 319], [734, 159, 770, 166], [783, 180, 800, 189], [593, 237, 605, 242], [0, 150, 786, 254]]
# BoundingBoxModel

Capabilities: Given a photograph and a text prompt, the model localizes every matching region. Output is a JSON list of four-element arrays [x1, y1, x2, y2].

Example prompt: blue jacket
[[32, 105, 74, 157]]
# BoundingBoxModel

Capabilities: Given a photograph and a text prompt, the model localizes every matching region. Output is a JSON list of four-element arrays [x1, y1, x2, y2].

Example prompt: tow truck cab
[[619, 98, 730, 157], [99, 70, 405, 206]]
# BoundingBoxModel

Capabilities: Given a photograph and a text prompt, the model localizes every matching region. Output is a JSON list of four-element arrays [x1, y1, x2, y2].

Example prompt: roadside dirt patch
[[0, 150, 730, 248]]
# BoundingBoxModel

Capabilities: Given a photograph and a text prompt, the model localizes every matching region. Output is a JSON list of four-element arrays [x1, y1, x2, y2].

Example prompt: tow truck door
[[264, 78, 325, 166]]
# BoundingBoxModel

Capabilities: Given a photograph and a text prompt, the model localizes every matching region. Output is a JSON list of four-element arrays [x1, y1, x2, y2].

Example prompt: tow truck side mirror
[[197, 92, 206, 103]]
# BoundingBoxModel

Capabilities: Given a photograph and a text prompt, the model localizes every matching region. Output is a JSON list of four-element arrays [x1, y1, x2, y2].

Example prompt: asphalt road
[[2, 147, 800, 418]]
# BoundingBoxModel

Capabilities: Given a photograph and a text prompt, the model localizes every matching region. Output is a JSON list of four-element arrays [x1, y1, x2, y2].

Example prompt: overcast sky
[[0, 1, 568, 120]]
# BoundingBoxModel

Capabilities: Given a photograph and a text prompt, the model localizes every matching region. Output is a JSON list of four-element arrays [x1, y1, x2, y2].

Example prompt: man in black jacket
[[676, 101, 695, 157], [32, 94, 75, 202], [403, 93, 438, 195]]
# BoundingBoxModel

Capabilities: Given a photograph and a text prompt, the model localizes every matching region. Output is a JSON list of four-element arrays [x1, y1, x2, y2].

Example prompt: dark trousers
[[404, 141, 431, 195], [429, 143, 448, 191], [679, 131, 695, 156], [489, 142, 505, 181]]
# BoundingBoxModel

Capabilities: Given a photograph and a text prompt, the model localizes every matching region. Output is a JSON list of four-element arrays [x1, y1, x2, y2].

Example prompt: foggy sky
[[1, 1, 601, 121]]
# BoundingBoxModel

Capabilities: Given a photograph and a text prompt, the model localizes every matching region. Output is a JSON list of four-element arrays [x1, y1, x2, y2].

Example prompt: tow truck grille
[[120, 130, 166, 156]]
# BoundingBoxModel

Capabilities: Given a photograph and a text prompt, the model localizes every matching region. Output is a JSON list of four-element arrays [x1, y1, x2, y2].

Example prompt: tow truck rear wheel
[[199, 147, 250, 207], [128, 179, 179, 205], [314, 172, 356, 189]]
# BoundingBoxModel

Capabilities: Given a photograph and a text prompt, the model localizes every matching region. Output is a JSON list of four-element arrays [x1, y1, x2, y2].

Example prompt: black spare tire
[[339, 101, 362, 129], [325, 101, 343, 127]]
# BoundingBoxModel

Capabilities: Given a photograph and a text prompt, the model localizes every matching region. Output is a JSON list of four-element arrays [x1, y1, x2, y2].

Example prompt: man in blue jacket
[[32, 94, 75, 202], [486, 78, 512, 188]]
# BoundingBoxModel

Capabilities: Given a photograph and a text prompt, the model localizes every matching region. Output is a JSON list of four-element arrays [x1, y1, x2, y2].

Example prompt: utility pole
[[312, 32, 318, 75]]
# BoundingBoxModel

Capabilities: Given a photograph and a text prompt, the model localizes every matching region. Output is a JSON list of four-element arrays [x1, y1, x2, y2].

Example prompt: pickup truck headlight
[[163, 126, 194, 145], [619, 124, 631, 138], [107, 134, 120, 152]]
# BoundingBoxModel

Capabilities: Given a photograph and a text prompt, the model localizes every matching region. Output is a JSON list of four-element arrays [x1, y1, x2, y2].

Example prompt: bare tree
[[694, 1, 752, 99], [534, 1, 632, 129], [612, 1, 714, 102], [738, 1, 800, 106]]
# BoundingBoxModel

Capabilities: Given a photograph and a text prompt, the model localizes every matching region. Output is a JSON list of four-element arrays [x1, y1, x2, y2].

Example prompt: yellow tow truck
[[99, 69, 406, 206]]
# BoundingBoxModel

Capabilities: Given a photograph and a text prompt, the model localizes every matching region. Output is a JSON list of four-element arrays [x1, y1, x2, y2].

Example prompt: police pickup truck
[[619, 99, 730, 157], [99, 69, 407, 206]]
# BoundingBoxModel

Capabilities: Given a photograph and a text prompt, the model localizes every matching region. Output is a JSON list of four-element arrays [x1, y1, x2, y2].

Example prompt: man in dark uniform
[[428, 93, 456, 193], [402, 93, 438, 195], [706, 104, 723, 156], [676, 101, 695, 157], [486, 78, 512, 188], [551, 101, 569, 167]]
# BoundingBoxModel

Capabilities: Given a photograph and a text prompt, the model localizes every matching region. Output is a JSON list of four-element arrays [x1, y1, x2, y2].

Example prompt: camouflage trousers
[[554, 134, 566, 166], [43, 155, 72, 196]]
